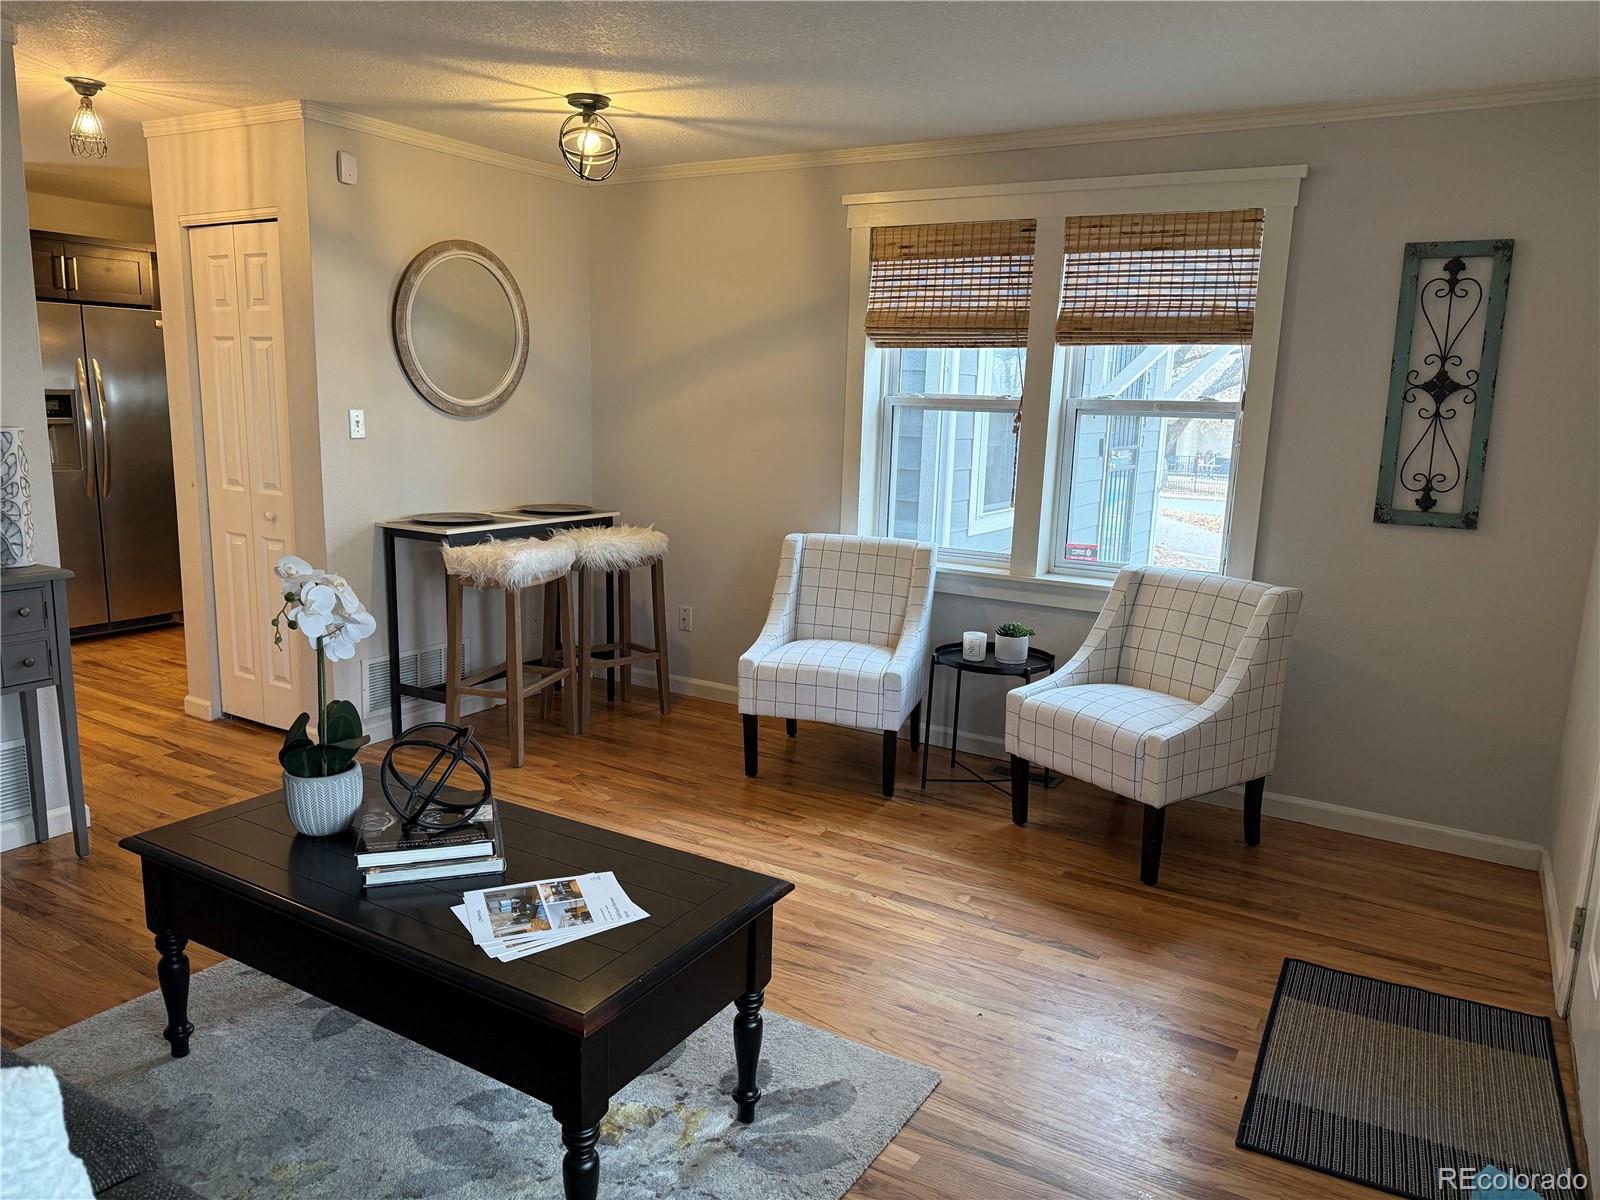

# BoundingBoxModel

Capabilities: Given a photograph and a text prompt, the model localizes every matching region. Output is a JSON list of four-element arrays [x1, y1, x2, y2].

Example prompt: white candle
[[962, 631, 987, 662]]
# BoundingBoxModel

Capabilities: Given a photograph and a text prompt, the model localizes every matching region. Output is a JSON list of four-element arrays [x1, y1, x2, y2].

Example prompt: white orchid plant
[[271, 556, 377, 778]]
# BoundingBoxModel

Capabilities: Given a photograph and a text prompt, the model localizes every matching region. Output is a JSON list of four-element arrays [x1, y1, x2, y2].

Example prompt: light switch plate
[[348, 408, 366, 439]]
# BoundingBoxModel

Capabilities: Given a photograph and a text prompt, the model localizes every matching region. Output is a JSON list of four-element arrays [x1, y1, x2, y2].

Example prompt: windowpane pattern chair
[[738, 534, 934, 796], [1005, 566, 1301, 885]]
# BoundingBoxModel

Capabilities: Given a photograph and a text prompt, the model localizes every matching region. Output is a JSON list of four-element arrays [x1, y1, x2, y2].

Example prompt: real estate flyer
[[458, 872, 649, 960]]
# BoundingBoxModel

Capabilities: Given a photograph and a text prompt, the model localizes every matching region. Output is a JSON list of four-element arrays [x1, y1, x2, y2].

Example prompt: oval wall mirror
[[393, 240, 529, 417]]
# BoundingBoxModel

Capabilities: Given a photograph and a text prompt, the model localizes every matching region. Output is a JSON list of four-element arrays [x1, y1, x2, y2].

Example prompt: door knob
[[16, 606, 30, 617], [264, 511, 278, 523]]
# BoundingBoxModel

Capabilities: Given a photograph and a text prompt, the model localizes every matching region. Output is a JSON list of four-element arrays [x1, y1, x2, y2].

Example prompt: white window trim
[[840, 165, 1304, 607]]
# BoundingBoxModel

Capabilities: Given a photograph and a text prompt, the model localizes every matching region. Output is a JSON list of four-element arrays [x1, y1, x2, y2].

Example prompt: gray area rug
[[22, 960, 939, 1200], [1237, 958, 1582, 1200]]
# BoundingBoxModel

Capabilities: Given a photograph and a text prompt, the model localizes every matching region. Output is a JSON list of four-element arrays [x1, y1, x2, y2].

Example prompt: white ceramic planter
[[994, 633, 1030, 665], [283, 762, 364, 836]]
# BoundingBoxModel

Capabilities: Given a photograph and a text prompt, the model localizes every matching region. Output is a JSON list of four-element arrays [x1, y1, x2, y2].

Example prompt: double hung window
[[849, 169, 1301, 597]]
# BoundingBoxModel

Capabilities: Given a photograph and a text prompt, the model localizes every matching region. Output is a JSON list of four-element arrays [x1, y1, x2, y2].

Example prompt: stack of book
[[452, 872, 648, 961], [353, 789, 505, 888]]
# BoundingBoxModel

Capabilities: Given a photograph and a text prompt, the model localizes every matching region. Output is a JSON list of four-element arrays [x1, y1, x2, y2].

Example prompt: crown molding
[[143, 100, 307, 138], [133, 76, 1597, 188], [613, 76, 1600, 185], [299, 102, 569, 182], [141, 99, 571, 182]]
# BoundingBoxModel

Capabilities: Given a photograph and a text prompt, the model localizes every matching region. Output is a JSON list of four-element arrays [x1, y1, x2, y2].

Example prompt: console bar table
[[376, 511, 619, 740]]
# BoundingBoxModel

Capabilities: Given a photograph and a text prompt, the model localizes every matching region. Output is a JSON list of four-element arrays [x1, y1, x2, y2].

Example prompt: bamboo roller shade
[[1056, 209, 1264, 345], [865, 210, 1263, 347], [866, 220, 1037, 348]]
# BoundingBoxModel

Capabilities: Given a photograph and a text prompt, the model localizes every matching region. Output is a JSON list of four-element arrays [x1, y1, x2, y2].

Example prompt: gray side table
[[2, 565, 88, 855]]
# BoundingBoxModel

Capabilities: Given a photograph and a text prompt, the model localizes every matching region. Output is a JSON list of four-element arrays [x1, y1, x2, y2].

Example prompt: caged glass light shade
[[65, 77, 108, 159], [559, 93, 619, 182]]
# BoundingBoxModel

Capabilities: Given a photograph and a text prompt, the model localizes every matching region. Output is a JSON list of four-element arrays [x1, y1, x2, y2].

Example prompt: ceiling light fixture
[[559, 93, 619, 182], [65, 76, 109, 159]]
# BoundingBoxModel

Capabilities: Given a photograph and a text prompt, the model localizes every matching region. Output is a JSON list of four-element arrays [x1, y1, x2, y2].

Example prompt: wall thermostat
[[336, 150, 358, 186]]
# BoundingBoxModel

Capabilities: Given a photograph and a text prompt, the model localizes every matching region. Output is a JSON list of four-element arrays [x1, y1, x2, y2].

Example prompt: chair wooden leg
[[882, 730, 897, 798], [618, 569, 632, 703], [1140, 806, 1166, 886], [785, 719, 797, 738], [650, 559, 671, 714], [1244, 776, 1265, 847], [1010, 755, 1030, 825], [743, 714, 758, 777], [505, 587, 525, 768], [444, 575, 464, 726], [578, 568, 593, 735], [562, 571, 581, 735], [909, 703, 922, 751], [541, 583, 558, 721]]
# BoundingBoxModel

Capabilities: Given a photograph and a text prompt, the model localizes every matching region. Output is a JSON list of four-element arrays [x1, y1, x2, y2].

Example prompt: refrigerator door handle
[[75, 357, 96, 499], [92, 358, 111, 497]]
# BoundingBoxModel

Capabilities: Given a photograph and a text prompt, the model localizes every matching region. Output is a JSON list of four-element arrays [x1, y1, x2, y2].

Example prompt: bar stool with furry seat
[[565, 525, 671, 732], [440, 535, 578, 766]]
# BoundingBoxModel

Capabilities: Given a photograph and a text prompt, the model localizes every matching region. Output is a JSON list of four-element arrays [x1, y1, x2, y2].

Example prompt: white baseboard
[[184, 694, 220, 720], [1544, 849, 1573, 1010], [1, 803, 91, 853], [1199, 783, 1544, 869], [656, 678, 736, 704]]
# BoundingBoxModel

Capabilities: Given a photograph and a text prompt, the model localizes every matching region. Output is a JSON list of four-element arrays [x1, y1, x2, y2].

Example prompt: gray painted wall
[[588, 99, 1600, 845]]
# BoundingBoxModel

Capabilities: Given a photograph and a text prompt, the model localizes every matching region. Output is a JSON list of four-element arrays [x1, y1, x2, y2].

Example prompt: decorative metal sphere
[[560, 93, 619, 182], [379, 723, 492, 831]]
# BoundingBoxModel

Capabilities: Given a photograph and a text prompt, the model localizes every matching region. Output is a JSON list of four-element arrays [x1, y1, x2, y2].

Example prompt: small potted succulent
[[994, 620, 1036, 665], [271, 556, 377, 835]]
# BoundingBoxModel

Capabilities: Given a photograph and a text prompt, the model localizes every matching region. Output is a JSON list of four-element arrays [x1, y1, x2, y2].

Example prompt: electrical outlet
[[678, 605, 693, 632], [348, 408, 366, 439]]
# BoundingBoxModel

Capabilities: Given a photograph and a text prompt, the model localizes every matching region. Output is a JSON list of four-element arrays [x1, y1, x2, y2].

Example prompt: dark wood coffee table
[[120, 773, 793, 1200]]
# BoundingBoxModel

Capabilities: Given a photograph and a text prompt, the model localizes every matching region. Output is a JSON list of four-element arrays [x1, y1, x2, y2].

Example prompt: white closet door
[[188, 221, 302, 729]]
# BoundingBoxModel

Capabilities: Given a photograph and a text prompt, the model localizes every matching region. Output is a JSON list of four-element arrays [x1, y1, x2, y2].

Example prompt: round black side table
[[921, 641, 1057, 791]]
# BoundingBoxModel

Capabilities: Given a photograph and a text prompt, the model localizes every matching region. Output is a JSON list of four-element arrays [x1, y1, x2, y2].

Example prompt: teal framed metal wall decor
[[1374, 239, 1513, 529]]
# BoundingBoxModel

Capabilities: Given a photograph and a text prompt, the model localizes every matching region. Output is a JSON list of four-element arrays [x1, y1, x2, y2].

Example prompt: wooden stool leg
[[650, 558, 671, 715], [563, 570, 581, 735], [444, 575, 464, 726], [541, 582, 558, 721], [578, 567, 593, 735], [618, 569, 632, 703], [505, 586, 525, 768]]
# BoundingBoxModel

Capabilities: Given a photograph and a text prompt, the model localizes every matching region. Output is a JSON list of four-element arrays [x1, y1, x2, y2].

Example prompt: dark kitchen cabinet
[[31, 232, 158, 308]]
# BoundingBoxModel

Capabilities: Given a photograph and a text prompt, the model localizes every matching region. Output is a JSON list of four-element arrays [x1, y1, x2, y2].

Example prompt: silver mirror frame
[[393, 240, 529, 418]]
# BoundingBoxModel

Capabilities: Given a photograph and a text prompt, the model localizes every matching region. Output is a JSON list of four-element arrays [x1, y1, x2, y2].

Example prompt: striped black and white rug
[[1237, 959, 1585, 1200]]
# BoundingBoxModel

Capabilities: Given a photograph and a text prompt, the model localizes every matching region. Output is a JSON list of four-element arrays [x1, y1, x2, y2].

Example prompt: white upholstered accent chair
[[738, 534, 935, 796], [1005, 566, 1302, 885]]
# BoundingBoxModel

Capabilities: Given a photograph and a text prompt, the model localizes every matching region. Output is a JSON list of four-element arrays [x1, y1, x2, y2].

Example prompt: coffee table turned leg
[[733, 989, 765, 1123], [561, 1121, 601, 1200], [154, 930, 194, 1058]]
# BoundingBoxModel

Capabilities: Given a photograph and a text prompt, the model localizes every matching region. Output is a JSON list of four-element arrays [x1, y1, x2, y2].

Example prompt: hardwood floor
[[2, 625, 1577, 1198]]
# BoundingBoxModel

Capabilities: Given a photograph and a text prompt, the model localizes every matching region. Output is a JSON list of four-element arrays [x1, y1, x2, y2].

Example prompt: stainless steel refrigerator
[[37, 302, 183, 631]]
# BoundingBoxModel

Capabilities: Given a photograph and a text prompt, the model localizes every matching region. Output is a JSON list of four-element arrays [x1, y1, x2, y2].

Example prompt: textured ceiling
[[11, 0, 1599, 200]]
